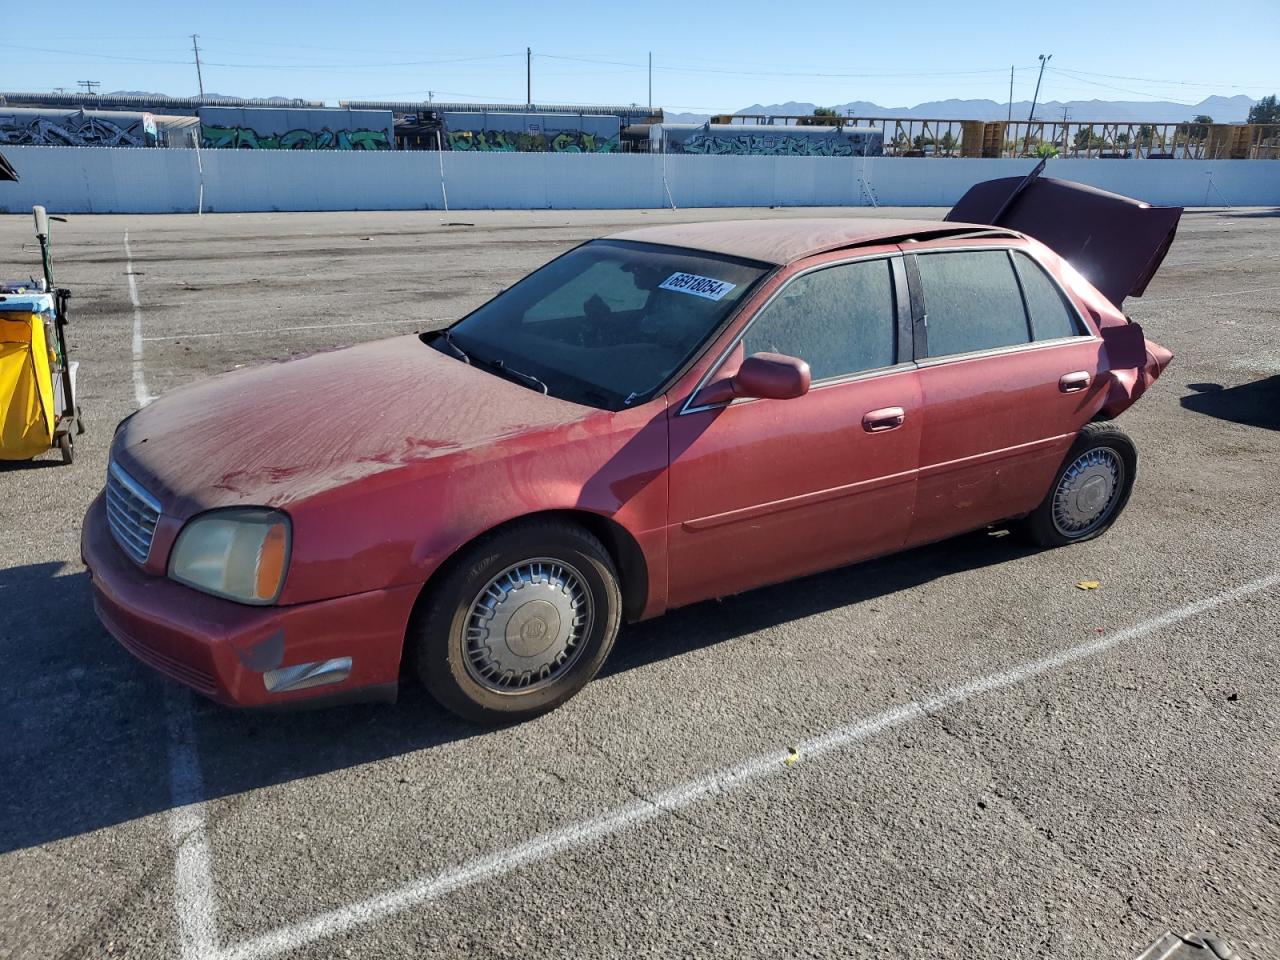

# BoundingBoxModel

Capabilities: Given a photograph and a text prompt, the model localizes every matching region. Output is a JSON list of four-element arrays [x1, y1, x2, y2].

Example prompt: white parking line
[[206, 570, 1280, 960], [142, 317, 441, 342], [166, 688, 219, 960], [122, 232, 155, 406], [124, 235, 217, 960]]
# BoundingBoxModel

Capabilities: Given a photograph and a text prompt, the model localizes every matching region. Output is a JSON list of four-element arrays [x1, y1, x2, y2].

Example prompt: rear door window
[[917, 250, 1030, 358], [1012, 252, 1084, 341], [742, 257, 897, 381]]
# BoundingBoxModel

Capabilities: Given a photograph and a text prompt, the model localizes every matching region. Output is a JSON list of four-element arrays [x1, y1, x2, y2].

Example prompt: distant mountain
[[665, 94, 1257, 125], [106, 91, 311, 104]]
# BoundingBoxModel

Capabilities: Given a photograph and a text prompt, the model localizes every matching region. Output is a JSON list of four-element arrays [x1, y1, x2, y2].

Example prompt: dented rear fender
[[1098, 324, 1174, 419]]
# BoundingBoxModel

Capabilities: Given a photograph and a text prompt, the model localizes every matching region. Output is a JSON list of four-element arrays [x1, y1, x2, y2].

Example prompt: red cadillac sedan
[[82, 172, 1177, 722]]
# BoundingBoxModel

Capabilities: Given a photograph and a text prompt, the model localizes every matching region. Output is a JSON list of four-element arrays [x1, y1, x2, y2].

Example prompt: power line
[[0, 41, 523, 70], [538, 52, 1033, 80], [1049, 66, 1271, 89], [1046, 67, 1191, 101]]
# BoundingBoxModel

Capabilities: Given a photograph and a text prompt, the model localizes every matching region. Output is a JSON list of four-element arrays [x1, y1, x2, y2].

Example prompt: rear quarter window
[[1012, 252, 1084, 341], [917, 250, 1030, 358]]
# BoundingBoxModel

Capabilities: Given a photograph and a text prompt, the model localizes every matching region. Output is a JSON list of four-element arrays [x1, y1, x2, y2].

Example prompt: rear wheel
[[57, 432, 74, 465], [1020, 422, 1137, 547], [411, 520, 622, 723]]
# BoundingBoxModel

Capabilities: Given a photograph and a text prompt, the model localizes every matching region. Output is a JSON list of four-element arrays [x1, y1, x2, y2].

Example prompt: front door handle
[[1059, 371, 1091, 393], [863, 406, 906, 432]]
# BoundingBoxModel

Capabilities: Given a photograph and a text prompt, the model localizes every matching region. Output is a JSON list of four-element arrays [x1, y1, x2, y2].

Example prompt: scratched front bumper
[[81, 493, 418, 708]]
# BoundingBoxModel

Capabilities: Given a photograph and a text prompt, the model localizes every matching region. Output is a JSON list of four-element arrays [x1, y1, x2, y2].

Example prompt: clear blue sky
[[7, 0, 1277, 111]]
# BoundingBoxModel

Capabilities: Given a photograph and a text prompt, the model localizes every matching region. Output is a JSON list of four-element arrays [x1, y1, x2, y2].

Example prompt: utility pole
[[1061, 104, 1070, 154], [648, 51, 652, 110], [77, 80, 100, 95], [191, 34, 205, 98], [1022, 53, 1050, 155], [1028, 53, 1050, 122], [526, 47, 532, 107], [1006, 66, 1014, 125]]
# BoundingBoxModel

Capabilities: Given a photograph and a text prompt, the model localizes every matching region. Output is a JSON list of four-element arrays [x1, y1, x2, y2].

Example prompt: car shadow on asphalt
[[1181, 377, 1280, 431], [0, 528, 1039, 854]]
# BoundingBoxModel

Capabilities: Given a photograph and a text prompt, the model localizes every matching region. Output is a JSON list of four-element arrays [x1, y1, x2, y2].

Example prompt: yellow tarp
[[0, 313, 56, 460]]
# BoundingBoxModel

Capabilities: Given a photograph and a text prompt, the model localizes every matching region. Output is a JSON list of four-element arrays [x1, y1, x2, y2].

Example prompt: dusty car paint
[[83, 198, 1176, 708]]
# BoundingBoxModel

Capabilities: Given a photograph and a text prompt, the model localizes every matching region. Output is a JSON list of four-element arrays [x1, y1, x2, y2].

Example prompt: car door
[[905, 243, 1105, 546], [666, 252, 923, 609]]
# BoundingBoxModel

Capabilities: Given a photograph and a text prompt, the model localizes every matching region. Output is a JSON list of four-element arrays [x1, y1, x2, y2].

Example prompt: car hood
[[946, 163, 1182, 307], [113, 335, 591, 514]]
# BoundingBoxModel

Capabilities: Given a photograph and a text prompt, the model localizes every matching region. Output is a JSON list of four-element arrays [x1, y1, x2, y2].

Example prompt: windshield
[[430, 239, 769, 409]]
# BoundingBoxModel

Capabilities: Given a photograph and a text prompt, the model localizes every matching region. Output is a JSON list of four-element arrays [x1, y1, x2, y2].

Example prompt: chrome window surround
[[105, 459, 163, 565], [679, 251, 908, 416]]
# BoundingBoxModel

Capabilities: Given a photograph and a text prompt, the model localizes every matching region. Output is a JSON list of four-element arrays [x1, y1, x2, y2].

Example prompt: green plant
[[797, 107, 841, 127], [1247, 95, 1279, 124]]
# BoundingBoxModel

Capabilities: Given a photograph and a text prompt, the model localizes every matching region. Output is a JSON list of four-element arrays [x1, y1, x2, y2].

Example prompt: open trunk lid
[[945, 160, 1182, 307]]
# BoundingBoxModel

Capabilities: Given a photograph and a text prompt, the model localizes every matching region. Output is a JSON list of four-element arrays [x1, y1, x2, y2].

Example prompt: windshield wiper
[[435, 329, 470, 363], [490, 359, 549, 395], [469, 350, 549, 395]]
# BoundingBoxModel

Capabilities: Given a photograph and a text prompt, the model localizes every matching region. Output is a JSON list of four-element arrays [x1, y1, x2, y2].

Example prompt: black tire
[[411, 520, 622, 724], [1019, 422, 1137, 548], [58, 432, 74, 465]]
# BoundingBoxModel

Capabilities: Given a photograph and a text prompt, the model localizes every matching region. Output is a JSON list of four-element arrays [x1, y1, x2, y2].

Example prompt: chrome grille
[[105, 460, 162, 565]]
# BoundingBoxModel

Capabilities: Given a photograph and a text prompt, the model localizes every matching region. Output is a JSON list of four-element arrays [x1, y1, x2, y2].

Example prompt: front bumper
[[81, 494, 420, 708]]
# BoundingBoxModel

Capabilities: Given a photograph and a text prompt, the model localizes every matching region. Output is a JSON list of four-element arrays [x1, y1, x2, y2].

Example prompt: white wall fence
[[1, 145, 1276, 214]]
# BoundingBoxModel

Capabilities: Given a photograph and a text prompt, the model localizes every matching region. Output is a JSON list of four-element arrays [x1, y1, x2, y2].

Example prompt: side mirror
[[700, 352, 811, 405], [33, 205, 49, 240]]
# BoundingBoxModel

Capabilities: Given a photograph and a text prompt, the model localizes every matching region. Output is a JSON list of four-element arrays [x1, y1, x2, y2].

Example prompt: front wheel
[[411, 520, 622, 723], [1019, 422, 1137, 548]]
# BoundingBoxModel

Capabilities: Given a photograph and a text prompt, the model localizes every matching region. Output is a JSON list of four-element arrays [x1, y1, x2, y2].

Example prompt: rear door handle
[[1059, 371, 1091, 393], [862, 406, 906, 432]]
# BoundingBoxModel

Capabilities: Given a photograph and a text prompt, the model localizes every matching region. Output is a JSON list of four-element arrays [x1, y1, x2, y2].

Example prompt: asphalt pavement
[[1, 205, 1278, 960]]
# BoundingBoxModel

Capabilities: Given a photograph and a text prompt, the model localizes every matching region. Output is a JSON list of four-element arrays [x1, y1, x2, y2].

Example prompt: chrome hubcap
[[1052, 448, 1124, 538], [464, 559, 593, 693]]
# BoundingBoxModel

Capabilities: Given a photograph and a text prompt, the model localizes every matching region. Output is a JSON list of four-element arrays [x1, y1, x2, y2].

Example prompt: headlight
[[169, 508, 291, 604]]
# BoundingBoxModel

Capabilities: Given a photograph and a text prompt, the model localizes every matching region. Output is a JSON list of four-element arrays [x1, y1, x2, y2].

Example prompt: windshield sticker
[[659, 272, 737, 301]]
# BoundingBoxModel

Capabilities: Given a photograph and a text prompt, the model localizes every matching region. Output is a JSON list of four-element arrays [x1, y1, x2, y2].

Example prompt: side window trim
[[679, 252, 907, 415], [1005, 249, 1037, 341], [903, 252, 927, 361], [889, 255, 914, 364]]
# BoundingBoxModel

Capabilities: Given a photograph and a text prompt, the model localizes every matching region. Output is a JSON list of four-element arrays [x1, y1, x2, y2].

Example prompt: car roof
[[606, 217, 1009, 266]]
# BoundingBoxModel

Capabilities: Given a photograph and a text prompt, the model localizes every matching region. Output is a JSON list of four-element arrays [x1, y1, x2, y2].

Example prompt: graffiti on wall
[[675, 133, 879, 157], [0, 114, 151, 147], [445, 130, 619, 153], [200, 125, 392, 150]]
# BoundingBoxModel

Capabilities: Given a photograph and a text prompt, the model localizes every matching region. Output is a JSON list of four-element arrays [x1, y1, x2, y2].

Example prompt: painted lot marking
[[123, 231, 155, 407], [142, 317, 442, 343], [171, 572, 1279, 960], [166, 688, 219, 960], [125, 234, 218, 960]]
